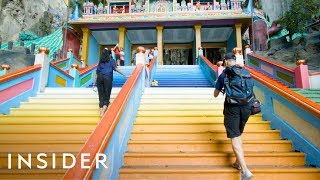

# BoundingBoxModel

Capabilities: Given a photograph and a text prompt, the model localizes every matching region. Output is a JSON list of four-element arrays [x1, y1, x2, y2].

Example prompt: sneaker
[[241, 170, 253, 180], [232, 162, 241, 170]]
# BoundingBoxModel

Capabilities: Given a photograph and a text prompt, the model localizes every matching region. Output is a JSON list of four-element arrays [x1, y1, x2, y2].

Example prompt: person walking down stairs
[[214, 53, 254, 180]]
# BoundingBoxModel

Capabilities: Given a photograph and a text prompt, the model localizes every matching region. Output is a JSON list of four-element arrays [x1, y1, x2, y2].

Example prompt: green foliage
[[242, 0, 261, 9], [280, 0, 319, 39]]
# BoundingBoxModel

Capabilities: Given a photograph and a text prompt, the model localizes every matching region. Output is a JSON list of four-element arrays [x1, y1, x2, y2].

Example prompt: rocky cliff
[[0, 0, 67, 42]]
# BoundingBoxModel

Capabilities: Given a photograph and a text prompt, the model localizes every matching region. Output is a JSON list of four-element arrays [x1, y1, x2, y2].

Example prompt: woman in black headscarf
[[94, 48, 128, 118]]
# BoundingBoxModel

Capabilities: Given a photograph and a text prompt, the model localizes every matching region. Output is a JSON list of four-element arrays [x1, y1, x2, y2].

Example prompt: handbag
[[250, 96, 261, 115]]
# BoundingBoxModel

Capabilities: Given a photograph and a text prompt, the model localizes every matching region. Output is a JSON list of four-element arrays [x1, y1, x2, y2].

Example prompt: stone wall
[[0, 0, 67, 42], [260, 0, 293, 22]]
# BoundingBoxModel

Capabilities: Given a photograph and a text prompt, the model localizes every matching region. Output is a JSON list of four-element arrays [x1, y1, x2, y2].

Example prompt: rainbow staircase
[[119, 87, 320, 179], [0, 87, 120, 179]]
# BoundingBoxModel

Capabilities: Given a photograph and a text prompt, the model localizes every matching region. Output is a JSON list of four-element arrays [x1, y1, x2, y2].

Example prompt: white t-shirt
[[135, 53, 147, 65]]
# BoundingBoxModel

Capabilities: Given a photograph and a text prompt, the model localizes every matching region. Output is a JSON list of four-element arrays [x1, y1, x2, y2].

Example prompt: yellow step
[[141, 94, 220, 99], [0, 133, 90, 141], [127, 140, 292, 152], [0, 140, 84, 152], [19, 103, 99, 110], [0, 169, 65, 179], [129, 130, 281, 141], [119, 166, 320, 180], [9, 109, 99, 116], [0, 115, 99, 121], [132, 123, 270, 132], [0, 124, 96, 133], [27, 98, 102, 103], [140, 99, 224, 104], [123, 152, 306, 166], [0, 153, 77, 169], [138, 104, 224, 110], [136, 110, 261, 116], [135, 116, 263, 122], [35, 94, 116, 99], [0, 117, 99, 124]]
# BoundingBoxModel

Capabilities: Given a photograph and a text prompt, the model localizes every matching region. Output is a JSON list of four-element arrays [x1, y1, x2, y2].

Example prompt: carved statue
[[268, 19, 283, 37], [195, 1, 201, 11], [113, 5, 118, 13], [205, 2, 211, 10]]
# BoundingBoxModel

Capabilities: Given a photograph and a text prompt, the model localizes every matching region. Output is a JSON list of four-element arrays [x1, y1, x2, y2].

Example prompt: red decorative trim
[[248, 53, 295, 73], [51, 58, 70, 65], [246, 66, 320, 118], [50, 63, 74, 79], [201, 55, 218, 72], [79, 63, 98, 75], [63, 65, 144, 179], [0, 65, 41, 83], [0, 78, 34, 104]]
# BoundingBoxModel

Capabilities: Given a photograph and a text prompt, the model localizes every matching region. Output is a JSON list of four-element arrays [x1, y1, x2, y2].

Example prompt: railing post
[[0, 64, 10, 76], [34, 47, 50, 92], [69, 63, 80, 87], [30, 43, 35, 54], [8, 41, 13, 50], [295, 60, 310, 88]]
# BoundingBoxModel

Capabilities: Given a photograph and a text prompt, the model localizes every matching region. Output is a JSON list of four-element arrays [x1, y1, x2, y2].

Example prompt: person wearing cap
[[213, 52, 253, 180]]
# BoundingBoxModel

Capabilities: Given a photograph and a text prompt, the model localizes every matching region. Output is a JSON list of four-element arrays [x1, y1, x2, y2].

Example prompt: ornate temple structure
[[70, 0, 250, 66]]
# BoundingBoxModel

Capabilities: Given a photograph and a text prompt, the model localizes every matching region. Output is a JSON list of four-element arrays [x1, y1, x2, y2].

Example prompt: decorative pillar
[[156, 25, 164, 65], [235, 23, 242, 50], [0, 64, 10, 76], [295, 60, 310, 88], [34, 47, 50, 92], [194, 24, 202, 63], [118, 26, 126, 49], [69, 63, 80, 87], [81, 28, 91, 65]]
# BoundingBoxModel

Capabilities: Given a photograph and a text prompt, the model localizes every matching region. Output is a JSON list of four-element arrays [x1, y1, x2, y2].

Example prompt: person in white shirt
[[135, 46, 150, 87]]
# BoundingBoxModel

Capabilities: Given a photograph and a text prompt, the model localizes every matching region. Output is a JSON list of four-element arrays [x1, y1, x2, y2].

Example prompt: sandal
[[232, 162, 242, 170]]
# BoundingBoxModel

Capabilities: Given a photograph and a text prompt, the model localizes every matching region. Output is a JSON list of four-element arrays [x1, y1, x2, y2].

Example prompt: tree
[[280, 0, 319, 39]]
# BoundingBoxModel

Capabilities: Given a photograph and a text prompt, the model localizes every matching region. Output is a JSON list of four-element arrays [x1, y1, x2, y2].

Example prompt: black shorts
[[223, 104, 251, 138]]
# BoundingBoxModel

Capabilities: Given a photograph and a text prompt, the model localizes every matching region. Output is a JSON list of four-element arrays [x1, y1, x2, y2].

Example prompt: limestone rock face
[[0, 0, 67, 42]]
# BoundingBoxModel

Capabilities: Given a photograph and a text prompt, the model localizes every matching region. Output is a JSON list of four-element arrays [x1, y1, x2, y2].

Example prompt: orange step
[[119, 166, 320, 180], [127, 140, 293, 152], [123, 152, 306, 166], [129, 130, 281, 141]]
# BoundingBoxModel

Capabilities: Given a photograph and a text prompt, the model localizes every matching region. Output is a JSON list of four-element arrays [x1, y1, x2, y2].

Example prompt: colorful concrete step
[[9, 110, 99, 116], [129, 130, 281, 141], [19, 103, 100, 109], [119, 166, 320, 180], [0, 125, 96, 133], [0, 140, 85, 152], [126, 140, 293, 152], [138, 104, 224, 110], [132, 123, 271, 132], [134, 116, 263, 122], [0, 169, 65, 179], [140, 99, 224, 104], [123, 152, 305, 166], [0, 133, 90, 141]]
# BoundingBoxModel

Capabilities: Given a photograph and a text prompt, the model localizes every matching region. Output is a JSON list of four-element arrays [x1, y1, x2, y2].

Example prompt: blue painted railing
[[247, 53, 296, 87], [198, 55, 217, 86], [0, 65, 41, 114], [250, 69, 320, 167]]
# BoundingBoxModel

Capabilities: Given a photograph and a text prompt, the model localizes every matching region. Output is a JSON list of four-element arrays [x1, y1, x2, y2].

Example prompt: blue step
[[152, 65, 212, 87]]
